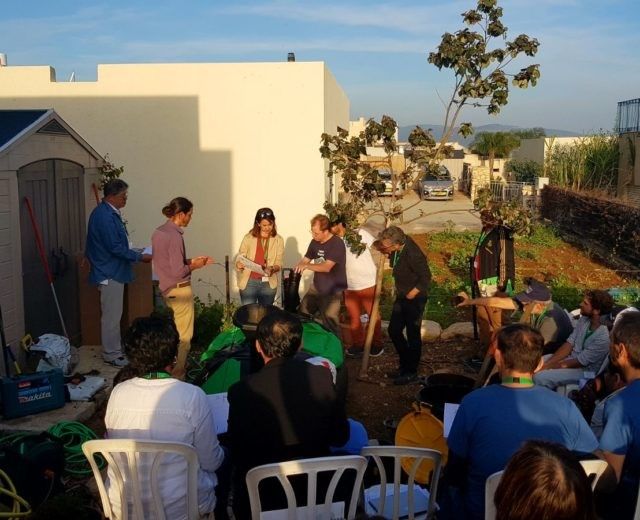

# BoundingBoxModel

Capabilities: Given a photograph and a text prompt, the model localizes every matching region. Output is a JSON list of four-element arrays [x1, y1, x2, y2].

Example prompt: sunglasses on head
[[257, 210, 274, 220]]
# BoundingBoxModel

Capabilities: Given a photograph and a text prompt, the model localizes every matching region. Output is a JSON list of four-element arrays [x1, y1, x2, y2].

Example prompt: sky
[[1, 0, 639, 133]]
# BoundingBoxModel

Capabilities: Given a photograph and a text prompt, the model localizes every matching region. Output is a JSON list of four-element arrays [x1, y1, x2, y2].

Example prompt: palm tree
[[472, 132, 521, 179]]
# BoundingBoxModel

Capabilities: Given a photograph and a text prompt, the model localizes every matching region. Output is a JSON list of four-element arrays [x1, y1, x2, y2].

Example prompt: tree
[[471, 131, 521, 177], [320, 0, 540, 375], [511, 127, 546, 139]]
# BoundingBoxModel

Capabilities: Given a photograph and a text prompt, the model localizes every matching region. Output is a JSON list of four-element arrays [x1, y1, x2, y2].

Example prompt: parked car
[[419, 166, 455, 200], [376, 168, 404, 196]]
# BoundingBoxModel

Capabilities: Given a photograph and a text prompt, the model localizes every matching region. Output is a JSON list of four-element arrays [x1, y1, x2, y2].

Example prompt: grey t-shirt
[[537, 302, 574, 346], [304, 235, 347, 295]]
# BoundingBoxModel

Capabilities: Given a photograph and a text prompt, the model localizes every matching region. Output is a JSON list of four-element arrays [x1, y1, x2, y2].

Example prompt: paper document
[[261, 502, 344, 520], [443, 403, 460, 438], [206, 392, 230, 434], [236, 254, 266, 276]]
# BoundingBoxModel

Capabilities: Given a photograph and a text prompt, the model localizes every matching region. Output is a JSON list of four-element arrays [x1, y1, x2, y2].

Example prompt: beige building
[[511, 136, 583, 165], [0, 61, 349, 308]]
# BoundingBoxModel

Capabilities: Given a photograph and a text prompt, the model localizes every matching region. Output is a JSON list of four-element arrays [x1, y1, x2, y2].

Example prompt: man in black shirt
[[295, 214, 347, 338], [374, 226, 431, 384]]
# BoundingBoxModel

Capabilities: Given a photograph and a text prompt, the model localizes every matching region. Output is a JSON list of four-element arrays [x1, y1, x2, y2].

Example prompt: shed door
[[18, 160, 85, 344]]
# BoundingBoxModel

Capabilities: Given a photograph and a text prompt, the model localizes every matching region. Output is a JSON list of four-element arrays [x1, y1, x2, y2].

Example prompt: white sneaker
[[104, 356, 129, 367]]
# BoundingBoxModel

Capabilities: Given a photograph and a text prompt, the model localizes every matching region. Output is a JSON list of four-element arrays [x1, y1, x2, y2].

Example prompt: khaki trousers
[[165, 285, 194, 372]]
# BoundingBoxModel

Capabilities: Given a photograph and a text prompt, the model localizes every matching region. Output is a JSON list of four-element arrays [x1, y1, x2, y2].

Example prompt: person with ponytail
[[235, 207, 284, 305], [105, 316, 225, 519], [151, 197, 213, 377]]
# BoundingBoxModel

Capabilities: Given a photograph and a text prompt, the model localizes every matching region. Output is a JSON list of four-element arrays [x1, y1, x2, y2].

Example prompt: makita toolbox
[[1, 369, 65, 419]]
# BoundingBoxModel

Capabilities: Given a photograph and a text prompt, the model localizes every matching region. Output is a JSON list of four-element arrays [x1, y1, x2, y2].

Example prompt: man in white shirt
[[330, 220, 383, 357]]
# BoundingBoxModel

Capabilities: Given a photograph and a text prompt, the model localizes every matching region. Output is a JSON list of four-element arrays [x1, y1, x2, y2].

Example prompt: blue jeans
[[239, 278, 276, 306]]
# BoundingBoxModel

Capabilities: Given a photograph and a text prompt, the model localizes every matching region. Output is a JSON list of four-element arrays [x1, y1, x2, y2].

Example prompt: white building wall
[[0, 62, 349, 302]]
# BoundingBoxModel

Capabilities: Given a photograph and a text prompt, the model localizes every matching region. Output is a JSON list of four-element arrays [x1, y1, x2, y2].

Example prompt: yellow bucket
[[394, 402, 448, 484]]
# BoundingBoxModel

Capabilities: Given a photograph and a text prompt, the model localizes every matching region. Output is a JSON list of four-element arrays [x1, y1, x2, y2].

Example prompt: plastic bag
[[31, 334, 77, 375]]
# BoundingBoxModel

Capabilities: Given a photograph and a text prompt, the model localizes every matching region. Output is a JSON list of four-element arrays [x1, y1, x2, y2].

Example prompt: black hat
[[514, 279, 551, 304]]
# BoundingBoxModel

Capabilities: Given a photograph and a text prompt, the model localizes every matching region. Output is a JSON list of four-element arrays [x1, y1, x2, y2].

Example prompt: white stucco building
[[0, 61, 349, 329]]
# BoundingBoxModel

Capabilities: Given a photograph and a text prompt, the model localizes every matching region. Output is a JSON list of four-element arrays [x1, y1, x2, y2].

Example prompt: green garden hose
[[47, 421, 105, 477]]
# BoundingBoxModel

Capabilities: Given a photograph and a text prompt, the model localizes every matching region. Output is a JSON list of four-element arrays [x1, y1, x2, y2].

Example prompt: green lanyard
[[260, 237, 269, 264], [392, 246, 404, 268], [533, 309, 549, 329], [502, 376, 534, 385], [584, 328, 595, 344], [142, 371, 172, 380]]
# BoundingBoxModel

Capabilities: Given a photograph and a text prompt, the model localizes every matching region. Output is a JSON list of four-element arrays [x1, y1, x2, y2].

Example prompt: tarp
[[198, 321, 344, 395]]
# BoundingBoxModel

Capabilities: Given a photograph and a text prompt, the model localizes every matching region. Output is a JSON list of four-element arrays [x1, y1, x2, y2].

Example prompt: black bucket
[[418, 373, 475, 421], [232, 304, 279, 372], [282, 268, 302, 313]]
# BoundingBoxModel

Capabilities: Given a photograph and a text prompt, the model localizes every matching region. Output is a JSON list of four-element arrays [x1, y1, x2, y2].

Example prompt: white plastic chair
[[484, 470, 503, 520], [245, 455, 367, 520], [580, 459, 609, 490], [360, 445, 442, 520], [82, 439, 210, 520]]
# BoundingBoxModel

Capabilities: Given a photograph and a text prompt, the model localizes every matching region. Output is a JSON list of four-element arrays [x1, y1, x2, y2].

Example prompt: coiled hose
[[47, 421, 105, 477]]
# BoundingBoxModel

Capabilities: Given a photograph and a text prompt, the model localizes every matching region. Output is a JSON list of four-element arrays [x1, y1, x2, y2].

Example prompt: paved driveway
[[369, 190, 481, 234]]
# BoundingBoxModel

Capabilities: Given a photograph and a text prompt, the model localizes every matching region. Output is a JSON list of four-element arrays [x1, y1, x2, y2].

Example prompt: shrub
[[192, 296, 225, 347], [505, 159, 542, 183]]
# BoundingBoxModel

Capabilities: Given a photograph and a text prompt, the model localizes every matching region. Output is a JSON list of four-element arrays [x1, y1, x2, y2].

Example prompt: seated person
[[456, 278, 573, 353], [494, 440, 597, 520], [534, 289, 613, 389], [227, 310, 351, 519], [105, 316, 225, 520], [598, 312, 640, 519], [569, 362, 626, 438], [443, 323, 598, 520]]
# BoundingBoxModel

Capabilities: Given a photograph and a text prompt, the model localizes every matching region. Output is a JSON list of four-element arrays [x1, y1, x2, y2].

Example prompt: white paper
[[206, 392, 230, 434], [236, 254, 267, 276], [443, 403, 460, 438], [364, 483, 430, 517], [261, 502, 344, 520]]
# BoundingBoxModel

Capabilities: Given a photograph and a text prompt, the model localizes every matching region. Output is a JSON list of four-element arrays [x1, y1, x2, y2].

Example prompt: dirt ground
[[346, 230, 636, 442], [344, 335, 480, 443]]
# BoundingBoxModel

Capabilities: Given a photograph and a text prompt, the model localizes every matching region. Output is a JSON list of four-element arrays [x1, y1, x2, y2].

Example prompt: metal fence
[[616, 98, 640, 134], [489, 181, 536, 209]]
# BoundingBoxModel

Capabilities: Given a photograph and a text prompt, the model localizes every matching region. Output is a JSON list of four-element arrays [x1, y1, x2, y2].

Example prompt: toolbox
[[1, 369, 65, 419]]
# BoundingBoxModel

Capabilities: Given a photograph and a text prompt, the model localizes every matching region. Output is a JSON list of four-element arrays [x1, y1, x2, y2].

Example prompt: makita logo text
[[18, 391, 52, 403]]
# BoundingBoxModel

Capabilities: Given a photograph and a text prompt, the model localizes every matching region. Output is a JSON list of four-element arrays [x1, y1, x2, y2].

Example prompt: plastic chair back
[[245, 455, 367, 520], [580, 459, 609, 490], [484, 470, 503, 520], [82, 439, 201, 520], [361, 445, 442, 520]]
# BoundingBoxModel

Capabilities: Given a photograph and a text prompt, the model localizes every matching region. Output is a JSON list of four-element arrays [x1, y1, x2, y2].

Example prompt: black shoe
[[394, 372, 418, 386], [345, 347, 363, 358], [386, 369, 402, 379], [369, 345, 384, 357]]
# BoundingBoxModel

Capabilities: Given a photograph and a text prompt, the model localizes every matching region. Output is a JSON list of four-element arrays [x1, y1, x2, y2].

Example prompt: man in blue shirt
[[445, 323, 598, 520], [599, 312, 640, 518], [85, 179, 151, 366]]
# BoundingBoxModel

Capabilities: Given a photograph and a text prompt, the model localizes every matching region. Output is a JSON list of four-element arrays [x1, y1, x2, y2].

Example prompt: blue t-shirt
[[447, 384, 598, 520], [600, 379, 640, 482]]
